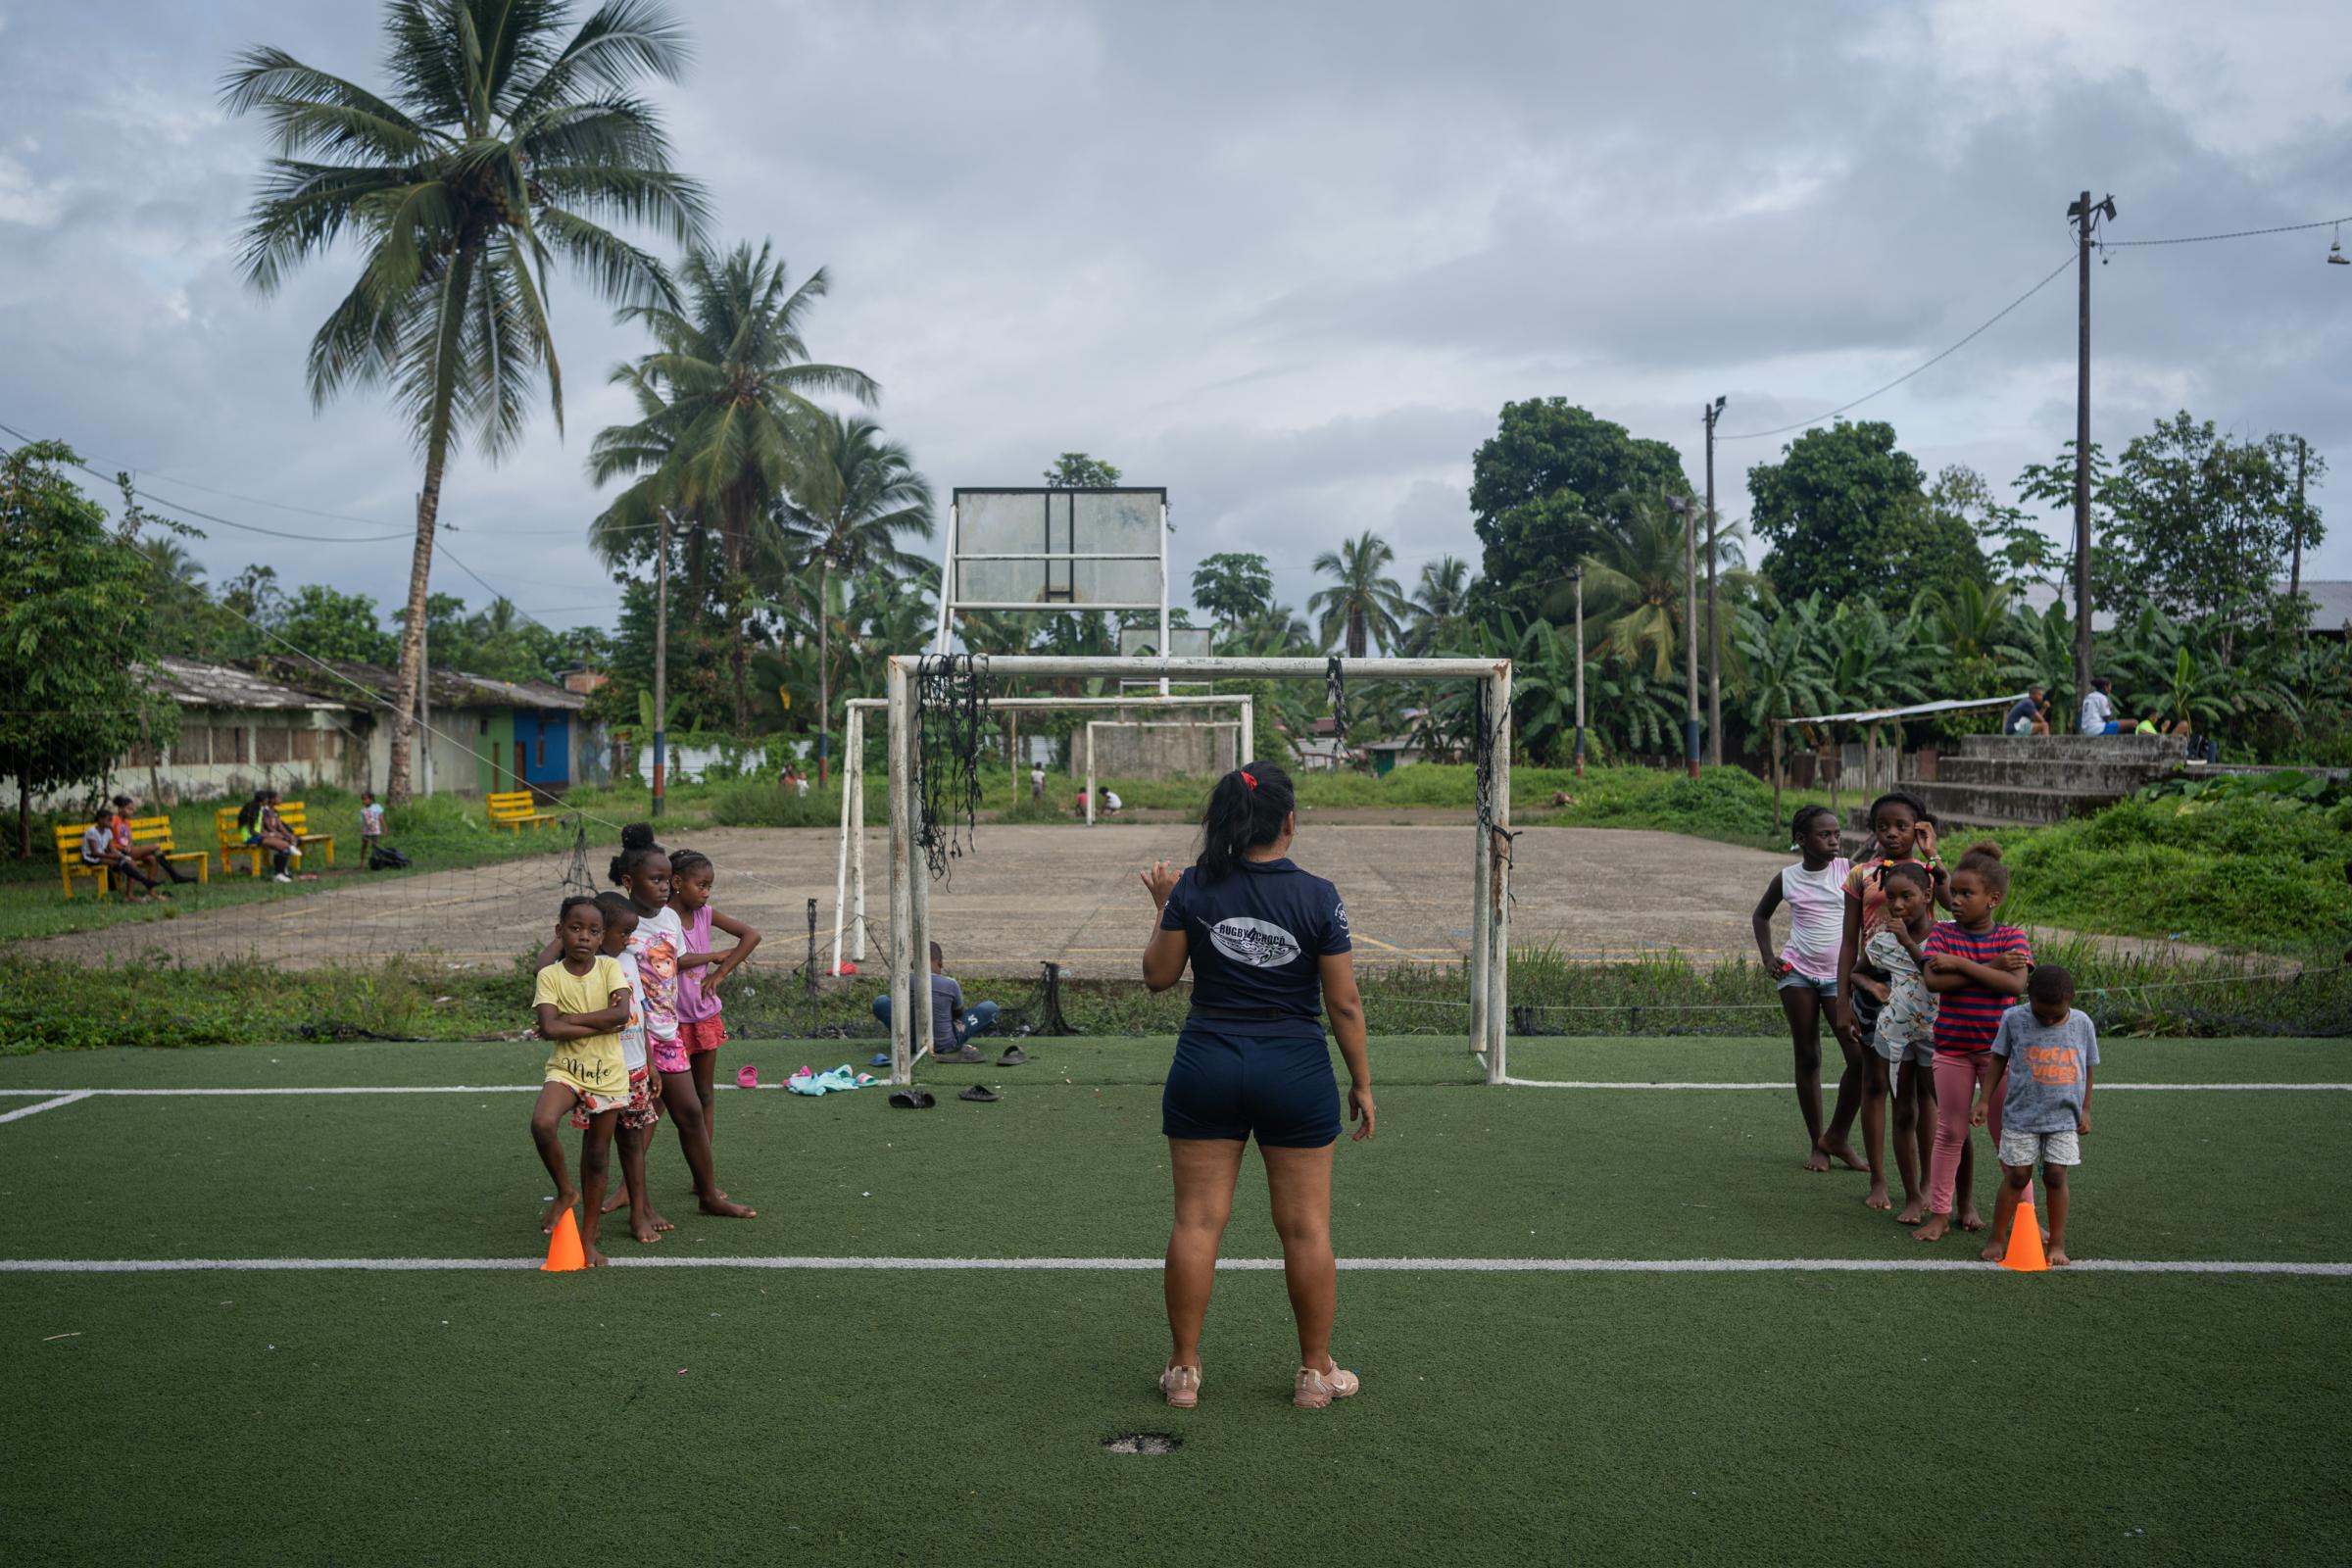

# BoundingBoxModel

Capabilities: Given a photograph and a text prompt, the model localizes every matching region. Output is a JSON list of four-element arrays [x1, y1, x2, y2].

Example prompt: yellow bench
[[488, 790, 563, 831], [215, 802, 336, 876], [52, 824, 110, 899], [50, 816, 202, 897]]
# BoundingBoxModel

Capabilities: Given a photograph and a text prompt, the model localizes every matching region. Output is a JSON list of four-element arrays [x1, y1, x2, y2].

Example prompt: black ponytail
[[1195, 760, 1295, 882], [608, 821, 662, 887]]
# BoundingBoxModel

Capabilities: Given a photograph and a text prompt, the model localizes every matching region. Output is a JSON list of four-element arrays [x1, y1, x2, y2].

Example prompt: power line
[[2103, 214, 2352, 249], [0, 419, 411, 543], [1716, 254, 2076, 442]]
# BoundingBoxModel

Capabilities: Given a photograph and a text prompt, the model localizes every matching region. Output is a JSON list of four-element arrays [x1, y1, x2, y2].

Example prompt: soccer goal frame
[[830, 693, 1256, 978], [1083, 720, 1244, 825], [874, 655, 1513, 1087]]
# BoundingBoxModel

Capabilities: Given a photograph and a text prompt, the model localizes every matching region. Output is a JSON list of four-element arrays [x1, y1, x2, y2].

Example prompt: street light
[[1668, 492, 1699, 779]]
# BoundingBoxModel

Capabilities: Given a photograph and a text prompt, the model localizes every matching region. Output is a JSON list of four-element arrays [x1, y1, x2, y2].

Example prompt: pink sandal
[[1294, 1360, 1360, 1409], [1158, 1364, 1200, 1409]]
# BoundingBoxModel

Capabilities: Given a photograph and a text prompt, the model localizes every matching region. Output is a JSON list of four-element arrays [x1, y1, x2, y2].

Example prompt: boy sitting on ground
[[871, 940, 1002, 1064]]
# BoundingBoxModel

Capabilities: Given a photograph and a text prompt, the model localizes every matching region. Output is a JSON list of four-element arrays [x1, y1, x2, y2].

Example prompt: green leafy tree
[[2095, 414, 2318, 639], [1191, 552, 1274, 633], [1731, 593, 1836, 784], [1043, 454, 1122, 487], [273, 583, 400, 663], [0, 444, 178, 855], [1928, 464, 2061, 593], [1307, 531, 1408, 657], [589, 241, 877, 730], [223, 0, 707, 802], [1406, 555, 1475, 654], [1575, 489, 1749, 679], [1470, 401, 1688, 620], [1749, 420, 1986, 605], [771, 412, 934, 776]]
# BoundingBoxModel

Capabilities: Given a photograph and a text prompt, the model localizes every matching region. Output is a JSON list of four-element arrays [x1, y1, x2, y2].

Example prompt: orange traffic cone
[[542, 1207, 586, 1272], [1999, 1190, 2048, 1273]]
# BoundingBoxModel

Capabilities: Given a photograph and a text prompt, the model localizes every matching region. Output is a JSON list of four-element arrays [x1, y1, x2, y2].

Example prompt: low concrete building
[[260, 659, 589, 797]]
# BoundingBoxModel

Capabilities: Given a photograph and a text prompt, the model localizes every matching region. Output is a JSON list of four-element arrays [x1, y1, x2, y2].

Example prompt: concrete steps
[[1845, 732, 2185, 835]]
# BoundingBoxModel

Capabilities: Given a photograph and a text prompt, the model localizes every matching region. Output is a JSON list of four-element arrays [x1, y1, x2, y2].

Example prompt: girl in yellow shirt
[[531, 896, 634, 1268]]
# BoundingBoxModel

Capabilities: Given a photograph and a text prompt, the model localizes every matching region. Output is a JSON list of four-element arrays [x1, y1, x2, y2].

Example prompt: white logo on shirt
[[1209, 917, 1302, 968]]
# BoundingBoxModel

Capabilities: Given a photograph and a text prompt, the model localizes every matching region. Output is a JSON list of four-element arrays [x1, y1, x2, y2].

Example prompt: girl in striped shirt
[[1913, 841, 2033, 1244]]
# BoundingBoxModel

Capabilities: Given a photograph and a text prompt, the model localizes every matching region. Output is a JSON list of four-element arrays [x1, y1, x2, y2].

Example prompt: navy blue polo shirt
[[1159, 858, 1351, 1035]]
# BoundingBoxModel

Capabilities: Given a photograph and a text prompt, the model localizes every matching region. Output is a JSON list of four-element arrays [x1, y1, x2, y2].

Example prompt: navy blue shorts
[[1161, 1025, 1341, 1149]]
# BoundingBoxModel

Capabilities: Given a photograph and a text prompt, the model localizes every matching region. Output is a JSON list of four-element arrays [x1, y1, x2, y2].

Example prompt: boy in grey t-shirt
[[1981, 965, 2099, 1265]]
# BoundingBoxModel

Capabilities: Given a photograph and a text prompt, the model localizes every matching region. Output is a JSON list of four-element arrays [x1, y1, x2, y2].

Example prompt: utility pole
[[2068, 190, 2116, 706], [1571, 565, 1587, 778], [653, 507, 674, 817], [2291, 436, 2307, 600], [1674, 493, 1699, 778], [1703, 396, 1726, 767]]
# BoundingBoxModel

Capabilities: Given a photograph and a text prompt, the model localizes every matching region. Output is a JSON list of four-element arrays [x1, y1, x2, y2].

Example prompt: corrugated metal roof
[[260, 657, 587, 712], [155, 658, 351, 712]]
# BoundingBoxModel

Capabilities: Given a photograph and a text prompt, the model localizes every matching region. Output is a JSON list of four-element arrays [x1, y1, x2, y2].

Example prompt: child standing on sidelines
[[537, 892, 670, 1245], [529, 896, 633, 1267], [1750, 806, 1852, 1172], [1835, 791, 1948, 1205], [360, 791, 385, 858], [1913, 841, 2033, 1244], [1860, 860, 1940, 1222], [612, 824, 755, 1220], [668, 848, 761, 1144], [1982, 965, 2097, 1265]]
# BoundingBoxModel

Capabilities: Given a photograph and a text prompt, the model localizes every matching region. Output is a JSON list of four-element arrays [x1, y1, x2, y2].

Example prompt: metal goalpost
[[829, 692, 1256, 976], [1082, 720, 1244, 825], [876, 654, 1513, 1088]]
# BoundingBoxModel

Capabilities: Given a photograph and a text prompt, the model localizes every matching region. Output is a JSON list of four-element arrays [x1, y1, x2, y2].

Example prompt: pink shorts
[[679, 1015, 728, 1056], [650, 1034, 689, 1075]]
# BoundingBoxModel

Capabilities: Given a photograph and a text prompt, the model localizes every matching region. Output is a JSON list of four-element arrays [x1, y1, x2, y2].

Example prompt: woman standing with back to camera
[[1139, 760, 1375, 1412]]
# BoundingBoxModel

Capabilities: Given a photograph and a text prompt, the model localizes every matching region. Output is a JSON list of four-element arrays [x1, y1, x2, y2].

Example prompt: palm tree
[[1307, 531, 1408, 657], [771, 413, 933, 781], [1572, 490, 1750, 680], [222, 0, 707, 803], [1406, 555, 1473, 654], [589, 241, 877, 730]]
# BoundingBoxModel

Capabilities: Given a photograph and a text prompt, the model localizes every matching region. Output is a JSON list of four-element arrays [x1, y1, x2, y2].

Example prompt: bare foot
[[583, 1243, 610, 1268], [1825, 1142, 1869, 1173], [1864, 1184, 1891, 1211], [540, 1193, 576, 1235], [1802, 1145, 1832, 1173], [1912, 1214, 1950, 1243], [700, 1195, 757, 1218], [650, 1208, 674, 1233], [601, 1189, 629, 1215], [1894, 1199, 1926, 1225], [1959, 1206, 1985, 1233], [2047, 1246, 2071, 1266], [630, 1210, 662, 1245], [1980, 1238, 2007, 1263]]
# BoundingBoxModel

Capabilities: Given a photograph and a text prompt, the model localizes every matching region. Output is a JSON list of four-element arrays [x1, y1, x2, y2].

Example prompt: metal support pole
[[2072, 190, 2097, 708], [2292, 436, 2307, 600], [653, 507, 673, 817], [1704, 397, 1725, 768], [850, 706, 866, 960], [1681, 495, 1700, 777], [1084, 724, 1097, 826], [1485, 664, 1512, 1084], [933, 503, 958, 655], [1572, 568, 1586, 777], [1240, 696, 1254, 767], [885, 660, 912, 1083], [907, 679, 935, 1070], [1158, 501, 1171, 698], [831, 715, 854, 974], [1468, 766, 1490, 1060]]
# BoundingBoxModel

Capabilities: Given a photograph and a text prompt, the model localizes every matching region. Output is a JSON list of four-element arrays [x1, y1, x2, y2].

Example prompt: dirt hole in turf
[[1102, 1433, 1182, 1455]]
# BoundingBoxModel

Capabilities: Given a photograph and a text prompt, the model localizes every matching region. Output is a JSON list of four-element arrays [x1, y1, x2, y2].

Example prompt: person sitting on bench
[[82, 806, 162, 900], [109, 795, 196, 885], [870, 940, 1000, 1064]]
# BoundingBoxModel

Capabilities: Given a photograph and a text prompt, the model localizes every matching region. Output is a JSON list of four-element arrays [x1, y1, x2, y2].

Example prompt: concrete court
[[26, 822, 1790, 975]]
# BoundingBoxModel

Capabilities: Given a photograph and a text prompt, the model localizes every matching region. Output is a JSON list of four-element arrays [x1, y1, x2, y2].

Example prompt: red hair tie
[[1240, 770, 1257, 790]]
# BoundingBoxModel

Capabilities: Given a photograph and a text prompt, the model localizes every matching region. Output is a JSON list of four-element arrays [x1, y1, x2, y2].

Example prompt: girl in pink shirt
[[667, 848, 761, 1147], [1750, 806, 1854, 1175]]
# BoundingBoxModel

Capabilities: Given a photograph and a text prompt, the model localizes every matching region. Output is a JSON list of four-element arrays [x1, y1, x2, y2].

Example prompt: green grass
[[0, 1034, 2346, 1566]]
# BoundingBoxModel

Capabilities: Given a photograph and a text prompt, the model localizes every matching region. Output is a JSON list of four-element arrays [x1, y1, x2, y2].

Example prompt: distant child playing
[[1859, 860, 1940, 1221], [1836, 791, 1948, 1205], [668, 848, 761, 1144], [611, 824, 755, 1220], [1981, 965, 2096, 1266], [1913, 841, 2033, 1244], [360, 792, 385, 855], [529, 896, 633, 1267], [1750, 806, 1853, 1172]]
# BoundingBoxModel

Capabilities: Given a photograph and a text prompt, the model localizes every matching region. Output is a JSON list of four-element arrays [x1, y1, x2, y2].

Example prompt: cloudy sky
[[2, 0, 2346, 641]]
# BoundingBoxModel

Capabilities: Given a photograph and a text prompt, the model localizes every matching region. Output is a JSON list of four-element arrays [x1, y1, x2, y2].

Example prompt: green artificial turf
[[3, 1036, 2347, 1567]]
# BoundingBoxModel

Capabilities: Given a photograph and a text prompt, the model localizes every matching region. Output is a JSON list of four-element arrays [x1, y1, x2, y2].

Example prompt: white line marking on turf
[[1499, 1078, 2352, 1091], [0, 1255, 2345, 1276], [0, 1080, 2344, 1101], [0, 1092, 91, 1123]]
